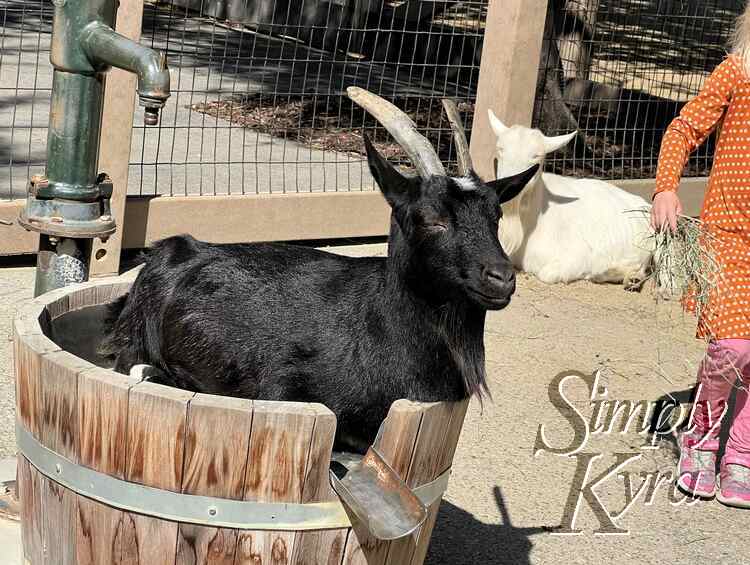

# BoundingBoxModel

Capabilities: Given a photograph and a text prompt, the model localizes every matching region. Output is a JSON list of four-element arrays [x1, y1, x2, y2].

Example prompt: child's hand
[[651, 191, 683, 232]]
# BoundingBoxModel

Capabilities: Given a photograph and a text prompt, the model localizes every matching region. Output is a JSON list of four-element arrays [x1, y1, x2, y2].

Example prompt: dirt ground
[[0, 251, 747, 564]]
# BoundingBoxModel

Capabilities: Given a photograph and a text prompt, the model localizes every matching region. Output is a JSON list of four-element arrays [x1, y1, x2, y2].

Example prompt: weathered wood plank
[[118, 512, 182, 565], [31, 286, 74, 321], [407, 504, 441, 565], [15, 333, 61, 438], [341, 400, 425, 565], [94, 281, 132, 304], [41, 476, 77, 565], [43, 293, 71, 321], [469, 0, 548, 180], [76, 367, 143, 565], [125, 381, 194, 491], [66, 285, 103, 312], [404, 402, 456, 489], [373, 400, 425, 478], [15, 300, 49, 336], [436, 400, 469, 475], [18, 456, 44, 565], [78, 366, 142, 477], [75, 496, 124, 565], [120, 381, 194, 564], [181, 394, 254, 498], [408, 399, 469, 565], [38, 351, 89, 458], [291, 404, 345, 565], [233, 532, 264, 565], [40, 279, 131, 315], [32, 350, 87, 565], [234, 401, 317, 565], [176, 527, 239, 565], [386, 401, 461, 564], [176, 394, 254, 565]]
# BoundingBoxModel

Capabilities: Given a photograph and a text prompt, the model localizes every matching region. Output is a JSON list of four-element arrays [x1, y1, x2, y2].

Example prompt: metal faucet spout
[[80, 22, 171, 124]]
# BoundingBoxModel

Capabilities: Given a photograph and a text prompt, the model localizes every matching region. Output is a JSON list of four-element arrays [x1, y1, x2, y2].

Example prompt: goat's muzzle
[[468, 264, 516, 309]]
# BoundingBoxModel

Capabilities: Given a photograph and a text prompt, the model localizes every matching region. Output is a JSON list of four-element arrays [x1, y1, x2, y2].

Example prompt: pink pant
[[689, 339, 750, 466]]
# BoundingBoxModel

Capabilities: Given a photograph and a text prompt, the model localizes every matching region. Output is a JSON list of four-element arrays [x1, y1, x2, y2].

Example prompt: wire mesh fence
[[0, 0, 53, 201], [0, 0, 485, 199], [534, 0, 745, 180], [3, 0, 745, 202], [132, 0, 486, 195]]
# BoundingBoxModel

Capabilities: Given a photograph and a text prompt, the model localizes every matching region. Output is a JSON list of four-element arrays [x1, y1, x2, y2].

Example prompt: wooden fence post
[[469, 0, 549, 181], [87, 0, 145, 277]]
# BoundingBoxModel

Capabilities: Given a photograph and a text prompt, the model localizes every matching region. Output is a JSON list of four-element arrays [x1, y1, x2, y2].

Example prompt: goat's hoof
[[623, 277, 646, 293]]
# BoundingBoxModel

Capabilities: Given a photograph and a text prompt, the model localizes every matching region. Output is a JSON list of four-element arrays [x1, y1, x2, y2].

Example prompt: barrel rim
[[13, 269, 339, 418]]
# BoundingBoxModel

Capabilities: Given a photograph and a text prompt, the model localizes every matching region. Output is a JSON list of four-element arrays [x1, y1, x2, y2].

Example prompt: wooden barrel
[[13, 272, 469, 565]]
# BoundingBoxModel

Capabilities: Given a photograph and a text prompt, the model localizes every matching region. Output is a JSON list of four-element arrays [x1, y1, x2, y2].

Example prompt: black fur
[[102, 137, 538, 452]]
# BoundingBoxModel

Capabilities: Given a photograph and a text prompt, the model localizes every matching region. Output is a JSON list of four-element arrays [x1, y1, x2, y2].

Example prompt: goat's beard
[[438, 304, 490, 401]]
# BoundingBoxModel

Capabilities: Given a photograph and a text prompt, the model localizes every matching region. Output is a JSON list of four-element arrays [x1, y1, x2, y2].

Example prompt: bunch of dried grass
[[648, 213, 721, 321]]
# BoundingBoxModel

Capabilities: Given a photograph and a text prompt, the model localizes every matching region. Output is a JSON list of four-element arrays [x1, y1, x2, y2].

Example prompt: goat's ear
[[364, 134, 418, 208], [486, 164, 539, 204], [543, 131, 577, 154], [487, 109, 508, 137]]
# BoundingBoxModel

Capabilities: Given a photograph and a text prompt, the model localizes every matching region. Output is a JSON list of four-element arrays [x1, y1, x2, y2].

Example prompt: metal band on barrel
[[16, 421, 450, 531]]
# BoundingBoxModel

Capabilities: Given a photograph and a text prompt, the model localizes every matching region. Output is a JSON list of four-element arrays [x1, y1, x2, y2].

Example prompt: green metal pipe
[[38, 71, 105, 201], [21, 0, 171, 297]]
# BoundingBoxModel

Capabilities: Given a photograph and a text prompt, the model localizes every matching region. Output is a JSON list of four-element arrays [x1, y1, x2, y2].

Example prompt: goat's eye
[[426, 223, 448, 233]]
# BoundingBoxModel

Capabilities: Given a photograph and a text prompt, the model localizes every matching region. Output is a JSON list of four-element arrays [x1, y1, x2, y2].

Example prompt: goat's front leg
[[623, 266, 649, 292]]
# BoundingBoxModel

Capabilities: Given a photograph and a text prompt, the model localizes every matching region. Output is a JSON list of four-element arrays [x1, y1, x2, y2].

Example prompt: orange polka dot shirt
[[655, 55, 750, 340]]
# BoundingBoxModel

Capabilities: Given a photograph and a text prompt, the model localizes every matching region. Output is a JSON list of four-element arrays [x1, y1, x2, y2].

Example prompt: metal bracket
[[18, 174, 116, 239]]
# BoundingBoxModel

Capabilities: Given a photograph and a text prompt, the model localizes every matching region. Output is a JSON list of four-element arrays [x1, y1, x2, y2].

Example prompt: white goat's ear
[[487, 109, 508, 137], [543, 131, 577, 154]]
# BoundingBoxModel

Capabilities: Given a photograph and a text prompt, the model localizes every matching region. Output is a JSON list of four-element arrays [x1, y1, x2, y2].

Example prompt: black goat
[[102, 90, 538, 452]]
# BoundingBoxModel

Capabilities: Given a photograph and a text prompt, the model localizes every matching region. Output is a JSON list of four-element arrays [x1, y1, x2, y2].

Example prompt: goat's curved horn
[[441, 99, 473, 176], [347, 87, 445, 178]]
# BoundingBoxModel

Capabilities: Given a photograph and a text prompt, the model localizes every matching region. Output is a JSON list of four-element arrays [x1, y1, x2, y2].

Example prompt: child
[[652, 5, 750, 508]]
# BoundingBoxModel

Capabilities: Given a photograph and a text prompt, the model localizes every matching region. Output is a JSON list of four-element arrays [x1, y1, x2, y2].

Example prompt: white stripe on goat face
[[452, 176, 479, 192]]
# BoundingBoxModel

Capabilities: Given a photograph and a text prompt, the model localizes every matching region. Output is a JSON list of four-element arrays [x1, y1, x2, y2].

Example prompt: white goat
[[488, 110, 653, 287]]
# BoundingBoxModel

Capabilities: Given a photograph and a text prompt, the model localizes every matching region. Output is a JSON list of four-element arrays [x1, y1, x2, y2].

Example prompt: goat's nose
[[484, 266, 516, 295]]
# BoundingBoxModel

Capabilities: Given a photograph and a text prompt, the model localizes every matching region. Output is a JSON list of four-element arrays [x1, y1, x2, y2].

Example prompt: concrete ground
[[1, 248, 748, 564], [0, 458, 21, 565]]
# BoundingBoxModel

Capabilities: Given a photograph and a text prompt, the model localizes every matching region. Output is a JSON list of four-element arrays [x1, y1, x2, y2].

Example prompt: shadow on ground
[[427, 487, 548, 565]]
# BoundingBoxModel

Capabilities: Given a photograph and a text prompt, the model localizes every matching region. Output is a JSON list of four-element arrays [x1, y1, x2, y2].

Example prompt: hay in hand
[[648, 213, 721, 320]]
